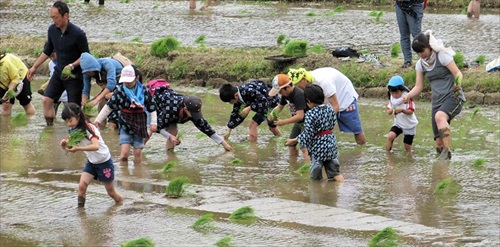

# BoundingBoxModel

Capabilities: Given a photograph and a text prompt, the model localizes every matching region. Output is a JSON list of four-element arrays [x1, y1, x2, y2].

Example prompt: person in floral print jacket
[[148, 82, 232, 152], [219, 81, 281, 142]]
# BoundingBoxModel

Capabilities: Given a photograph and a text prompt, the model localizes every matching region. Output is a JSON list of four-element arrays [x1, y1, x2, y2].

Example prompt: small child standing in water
[[286, 84, 344, 182], [385, 75, 418, 153], [60, 103, 123, 207]]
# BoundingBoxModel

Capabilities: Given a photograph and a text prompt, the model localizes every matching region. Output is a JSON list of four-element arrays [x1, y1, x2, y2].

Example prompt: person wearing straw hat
[[288, 67, 366, 145], [403, 30, 465, 160]]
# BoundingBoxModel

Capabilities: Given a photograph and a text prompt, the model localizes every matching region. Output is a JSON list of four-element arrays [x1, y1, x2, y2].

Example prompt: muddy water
[[1, 81, 499, 245], [1, 0, 499, 62]]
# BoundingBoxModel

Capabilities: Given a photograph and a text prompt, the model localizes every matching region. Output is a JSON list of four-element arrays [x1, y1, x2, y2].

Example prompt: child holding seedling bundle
[[385, 75, 418, 153], [286, 84, 343, 182], [268, 74, 309, 160], [0, 53, 36, 116], [60, 103, 123, 208]]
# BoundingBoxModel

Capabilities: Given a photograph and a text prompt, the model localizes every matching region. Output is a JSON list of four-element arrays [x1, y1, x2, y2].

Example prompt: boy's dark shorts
[[0, 77, 33, 106], [83, 158, 115, 183]]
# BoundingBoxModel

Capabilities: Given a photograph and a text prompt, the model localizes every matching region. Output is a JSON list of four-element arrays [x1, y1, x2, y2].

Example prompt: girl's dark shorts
[[83, 158, 115, 183]]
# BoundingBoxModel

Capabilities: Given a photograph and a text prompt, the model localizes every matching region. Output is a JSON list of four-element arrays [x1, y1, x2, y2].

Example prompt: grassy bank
[[1, 35, 498, 99]]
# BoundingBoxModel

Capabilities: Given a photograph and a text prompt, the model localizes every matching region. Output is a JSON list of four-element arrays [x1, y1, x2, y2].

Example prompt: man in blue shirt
[[27, 1, 89, 126]]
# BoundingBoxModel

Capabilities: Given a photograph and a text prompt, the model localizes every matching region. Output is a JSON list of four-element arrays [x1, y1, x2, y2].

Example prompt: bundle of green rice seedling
[[121, 237, 154, 247], [83, 102, 98, 117], [283, 40, 308, 57], [453, 52, 465, 69], [390, 43, 401, 58], [4, 89, 15, 100], [215, 236, 232, 247], [151, 36, 180, 58], [471, 158, 485, 169], [229, 206, 256, 221], [195, 35, 206, 47], [67, 129, 86, 148], [166, 177, 189, 198], [62, 68, 76, 79], [276, 34, 288, 47], [475, 54, 486, 65], [161, 161, 176, 174], [368, 227, 401, 247], [191, 213, 215, 231], [11, 112, 28, 126], [230, 158, 243, 166], [434, 177, 462, 195], [294, 164, 310, 174], [268, 109, 279, 121]]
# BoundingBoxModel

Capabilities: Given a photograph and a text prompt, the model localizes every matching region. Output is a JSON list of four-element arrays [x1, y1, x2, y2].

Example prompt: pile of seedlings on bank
[[121, 237, 154, 247], [166, 176, 189, 198], [151, 36, 180, 58]]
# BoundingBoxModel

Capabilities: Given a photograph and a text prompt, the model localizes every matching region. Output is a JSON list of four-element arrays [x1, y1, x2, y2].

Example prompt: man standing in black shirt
[[27, 1, 89, 126]]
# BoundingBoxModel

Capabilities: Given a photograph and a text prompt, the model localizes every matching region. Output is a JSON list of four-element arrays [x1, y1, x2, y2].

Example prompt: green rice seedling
[[229, 206, 256, 221], [62, 68, 76, 79], [166, 177, 189, 198], [268, 109, 279, 121], [195, 35, 206, 48], [230, 158, 243, 166], [83, 102, 98, 117], [67, 129, 86, 148], [151, 36, 181, 58], [191, 213, 215, 231], [4, 89, 16, 100], [277, 34, 288, 47], [119, 0, 131, 3], [215, 236, 232, 247], [368, 227, 401, 247], [434, 178, 462, 195], [121, 237, 154, 247], [305, 12, 318, 16], [333, 5, 345, 12], [283, 40, 308, 57], [475, 54, 486, 65], [471, 158, 485, 169], [471, 108, 480, 119], [10, 138, 22, 147], [153, 4, 159, 9], [390, 43, 400, 58], [11, 112, 28, 126], [113, 30, 124, 35], [240, 9, 248, 14], [161, 161, 176, 174], [309, 44, 325, 54], [460, 6, 468, 14], [294, 164, 310, 174], [196, 133, 205, 139], [131, 37, 141, 42], [368, 11, 384, 23], [39, 132, 49, 142], [453, 52, 465, 69], [177, 131, 184, 140]]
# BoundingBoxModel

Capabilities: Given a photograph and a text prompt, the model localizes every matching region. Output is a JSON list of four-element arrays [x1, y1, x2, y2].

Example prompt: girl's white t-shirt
[[77, 123, 111, 164]]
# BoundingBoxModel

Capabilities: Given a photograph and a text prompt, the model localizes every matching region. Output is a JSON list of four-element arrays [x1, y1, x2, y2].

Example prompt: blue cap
[[387, 75, 405, 87]]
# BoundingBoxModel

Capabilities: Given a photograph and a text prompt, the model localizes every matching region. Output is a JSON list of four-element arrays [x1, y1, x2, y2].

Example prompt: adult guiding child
[[27, 0, 89, 126]]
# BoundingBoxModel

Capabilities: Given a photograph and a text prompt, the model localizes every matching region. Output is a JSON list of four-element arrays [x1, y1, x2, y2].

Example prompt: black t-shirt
[[279, 86, 307, 122]]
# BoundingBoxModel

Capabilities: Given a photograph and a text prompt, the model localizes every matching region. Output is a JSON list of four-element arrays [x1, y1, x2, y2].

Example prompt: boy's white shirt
[[387, 92, 419, 129], [310, 67, 359, 111]]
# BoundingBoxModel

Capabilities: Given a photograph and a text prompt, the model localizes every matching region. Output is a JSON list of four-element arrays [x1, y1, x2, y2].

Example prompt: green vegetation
[[62, 68, 76, 79], [195, 35, 206, 48], [390, 43, 400, 58], [268, 109, 279, 121], [368, 227, 401, 247], [453, 51, 465, 69], [121, 237, 154, 247], [277, 34, 289, 47], [294, 164, 310, 174], [191, 213, 215, 231], [471, 158, 486, 169], [309, 44, 325, 54], [283, 40, 308, 57], [368, 11, 384, 23], [161, 161, 176, 174], [475, 54, 486, 64], [325, 5, 344, 16], [4, 89, 16, 100], [131, 37, 141, 42], [230, 158, 243, 165], [166, 177, 189, 198], [11, 112, 28, 126], [229, 206, 257, 221], [215, 236, 232, 247], [151, 36, 181, 58], [434, 178, 462, 195], [177, 131, 184, 140], [67, 129, 86, 148], [83, 102, 98, 117]]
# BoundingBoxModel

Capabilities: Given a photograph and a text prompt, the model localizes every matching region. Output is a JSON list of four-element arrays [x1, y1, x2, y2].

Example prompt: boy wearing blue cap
[[386, 75, 418, 153]]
